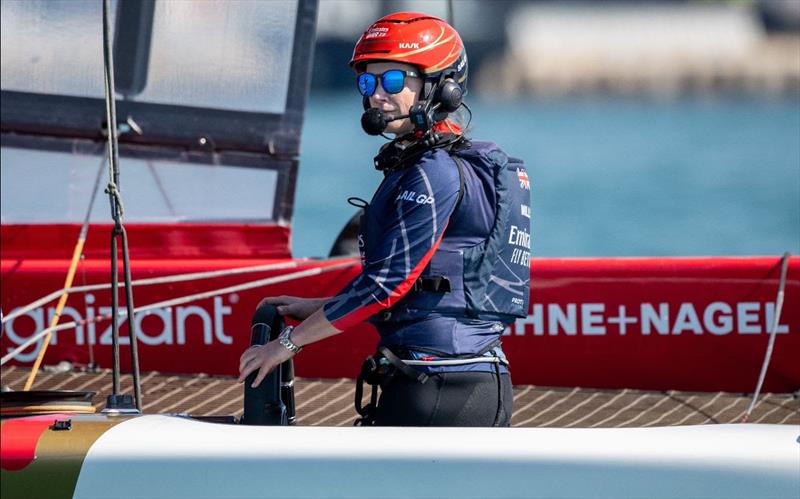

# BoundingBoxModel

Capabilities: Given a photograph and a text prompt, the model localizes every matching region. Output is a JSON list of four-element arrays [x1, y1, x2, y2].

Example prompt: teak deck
[[1, 366, 797, 427]]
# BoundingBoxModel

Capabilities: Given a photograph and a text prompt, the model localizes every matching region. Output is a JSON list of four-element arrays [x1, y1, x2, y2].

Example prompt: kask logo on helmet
[[399, 42, 420, 49]]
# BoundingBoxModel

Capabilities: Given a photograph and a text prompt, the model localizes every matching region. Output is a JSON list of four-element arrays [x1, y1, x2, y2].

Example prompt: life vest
[[373, 140, 531, 324]]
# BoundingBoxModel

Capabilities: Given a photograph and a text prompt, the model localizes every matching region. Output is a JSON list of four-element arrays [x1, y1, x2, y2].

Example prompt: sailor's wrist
[[278, 325, 303, 354]]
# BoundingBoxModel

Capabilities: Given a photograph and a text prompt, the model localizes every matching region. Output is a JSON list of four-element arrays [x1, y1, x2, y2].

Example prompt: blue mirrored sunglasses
[[357, 69, 420, 97]]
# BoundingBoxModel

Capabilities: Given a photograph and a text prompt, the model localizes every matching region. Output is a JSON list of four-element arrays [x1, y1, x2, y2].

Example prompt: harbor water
[[294, 93, 800, 259]]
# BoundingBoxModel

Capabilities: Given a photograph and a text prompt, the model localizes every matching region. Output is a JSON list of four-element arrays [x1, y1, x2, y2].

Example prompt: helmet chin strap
[[374, 128, 464, 172]]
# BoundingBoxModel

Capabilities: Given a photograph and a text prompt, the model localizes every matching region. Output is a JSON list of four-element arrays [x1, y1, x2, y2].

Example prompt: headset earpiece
[[436, 79, 463, 113]]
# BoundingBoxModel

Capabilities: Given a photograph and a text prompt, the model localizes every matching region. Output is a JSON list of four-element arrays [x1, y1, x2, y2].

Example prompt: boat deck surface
[[2, 366, 797, 427]]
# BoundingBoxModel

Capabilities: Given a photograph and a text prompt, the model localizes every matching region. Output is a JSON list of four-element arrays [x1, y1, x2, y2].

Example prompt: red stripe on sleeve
[[330, 222, 449, 331]]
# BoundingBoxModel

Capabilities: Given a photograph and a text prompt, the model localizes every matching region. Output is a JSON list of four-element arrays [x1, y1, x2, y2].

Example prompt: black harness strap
[[353, 341, 507, 426], [354, 355, 380, 426], [353, 347, 430, 426], [379, 346, 429, 384]]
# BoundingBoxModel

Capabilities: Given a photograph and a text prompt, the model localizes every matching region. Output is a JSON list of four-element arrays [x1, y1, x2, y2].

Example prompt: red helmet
[[350, 12, 468, 90]]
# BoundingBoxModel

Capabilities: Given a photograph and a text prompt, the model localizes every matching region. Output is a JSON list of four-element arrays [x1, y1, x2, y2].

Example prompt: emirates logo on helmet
[[366, 27, 388, 39]]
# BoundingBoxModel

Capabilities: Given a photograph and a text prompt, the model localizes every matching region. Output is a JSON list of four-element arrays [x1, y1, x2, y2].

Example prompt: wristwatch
[[278, 326, 303, 354]]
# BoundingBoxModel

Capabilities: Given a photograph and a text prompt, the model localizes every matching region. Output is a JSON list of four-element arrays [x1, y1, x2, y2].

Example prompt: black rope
[[103, 0, 141, 412]]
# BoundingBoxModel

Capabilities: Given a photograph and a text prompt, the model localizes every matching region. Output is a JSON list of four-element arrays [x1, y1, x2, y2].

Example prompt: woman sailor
[[238, 12, 530, 426]]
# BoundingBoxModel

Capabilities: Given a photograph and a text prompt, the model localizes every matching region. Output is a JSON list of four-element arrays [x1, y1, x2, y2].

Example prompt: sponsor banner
[[2, 255, 798, 392], [508, 301, 788, 337], [0, 258, 366, 377]]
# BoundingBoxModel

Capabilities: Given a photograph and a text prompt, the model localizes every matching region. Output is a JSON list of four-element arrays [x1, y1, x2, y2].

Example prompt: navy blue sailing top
[[325, 148, 461, 329], [324, 143, 525, 372]]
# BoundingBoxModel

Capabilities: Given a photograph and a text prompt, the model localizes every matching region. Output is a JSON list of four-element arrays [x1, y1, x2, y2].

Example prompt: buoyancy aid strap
[[381, 339, 508, 368], [452, 156, 466, 208], [403, 357, 504, 367], [396, 338, 503, 360], [410, 276, 451, 293], [406, 155, 463, 296]]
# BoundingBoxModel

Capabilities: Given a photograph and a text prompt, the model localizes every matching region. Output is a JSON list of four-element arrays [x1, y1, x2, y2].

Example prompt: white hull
[[74, 416, 800, 499]]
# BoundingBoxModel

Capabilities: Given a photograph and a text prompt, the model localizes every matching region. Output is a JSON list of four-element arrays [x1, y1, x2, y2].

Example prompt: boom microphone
[[360, 108, 409, 136], [361, 108, 386, 135]]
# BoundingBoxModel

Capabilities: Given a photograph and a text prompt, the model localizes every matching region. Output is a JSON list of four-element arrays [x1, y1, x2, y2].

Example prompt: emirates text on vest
[[508, 225, 530, 249]]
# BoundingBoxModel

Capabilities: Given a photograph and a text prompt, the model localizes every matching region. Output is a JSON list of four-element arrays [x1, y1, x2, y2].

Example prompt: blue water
[[294, 93, 800, 258]]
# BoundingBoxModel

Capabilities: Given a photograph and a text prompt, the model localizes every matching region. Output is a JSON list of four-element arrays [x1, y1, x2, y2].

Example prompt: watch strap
[[278, 326, 302, 354]]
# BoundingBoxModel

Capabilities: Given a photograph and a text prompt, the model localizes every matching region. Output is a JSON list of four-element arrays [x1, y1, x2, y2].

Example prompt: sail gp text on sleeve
[[506, 301, 790, 336]]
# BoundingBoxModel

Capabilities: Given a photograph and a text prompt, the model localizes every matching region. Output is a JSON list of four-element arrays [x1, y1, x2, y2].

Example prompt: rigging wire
[[446, 0, 454, 27], [1, 260, 311, 325], [1, 260, 355, 366], [79, 253, 96, 369], [740, 252, 791, 423], [82, 149, 109, 370], [102, 0, 142, 411], [146, 160, 177, 216], [22, 148, 108, 391]]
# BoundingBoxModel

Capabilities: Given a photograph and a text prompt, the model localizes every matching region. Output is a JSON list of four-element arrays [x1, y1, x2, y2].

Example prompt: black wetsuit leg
[[373, 371, 513, 427]]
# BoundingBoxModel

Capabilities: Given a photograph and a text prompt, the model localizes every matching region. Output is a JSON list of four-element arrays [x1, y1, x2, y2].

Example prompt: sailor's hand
[[237, 341, 294, 388], [259, 296, 324, 321]]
